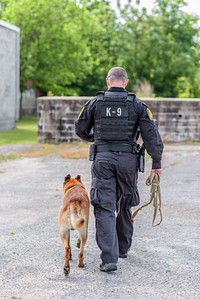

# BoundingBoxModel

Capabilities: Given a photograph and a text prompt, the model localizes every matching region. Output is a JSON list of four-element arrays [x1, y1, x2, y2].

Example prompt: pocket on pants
[[132, 189, 140, 207], [90, 177, 99, 206]]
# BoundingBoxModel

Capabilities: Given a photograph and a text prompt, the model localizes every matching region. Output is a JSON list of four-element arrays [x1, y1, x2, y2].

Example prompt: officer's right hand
[[151, 169, 162, 176]]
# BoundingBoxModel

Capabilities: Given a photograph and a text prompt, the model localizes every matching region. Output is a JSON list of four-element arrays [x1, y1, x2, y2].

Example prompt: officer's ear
[[124, 79, 129, 87], [106, 78, 111, 88]]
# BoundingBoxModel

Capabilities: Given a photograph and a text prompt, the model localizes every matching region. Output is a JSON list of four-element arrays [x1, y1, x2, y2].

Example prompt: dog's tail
[[70, 202, 85, 230]]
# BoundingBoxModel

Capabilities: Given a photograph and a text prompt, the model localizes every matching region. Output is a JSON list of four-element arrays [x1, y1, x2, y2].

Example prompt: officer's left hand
[[151, 169, 162, 176]]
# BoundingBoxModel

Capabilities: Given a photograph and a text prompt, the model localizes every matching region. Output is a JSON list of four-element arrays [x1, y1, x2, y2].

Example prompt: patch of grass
[[0, 155, 16, 162], [0, 116, 37, 144], [0, 116, 91, 159], [14, 143, 90, 159]]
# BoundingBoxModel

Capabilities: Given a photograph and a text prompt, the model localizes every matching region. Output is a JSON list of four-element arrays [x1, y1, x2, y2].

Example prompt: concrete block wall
[[37, 97, 90, 143], [37, 97, 200, 143], [147, 98, 200, 142], [0, 20, 20, 131]]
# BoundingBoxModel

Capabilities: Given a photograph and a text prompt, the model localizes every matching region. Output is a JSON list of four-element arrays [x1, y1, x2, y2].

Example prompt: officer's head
[[106, 67, 128, 88]]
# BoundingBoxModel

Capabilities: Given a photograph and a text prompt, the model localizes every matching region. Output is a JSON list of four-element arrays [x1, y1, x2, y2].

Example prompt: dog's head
[[63, 174, 83, 191]]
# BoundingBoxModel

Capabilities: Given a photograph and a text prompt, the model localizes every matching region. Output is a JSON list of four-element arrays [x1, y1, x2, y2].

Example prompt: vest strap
[[127, 92, 136, 102], [96, 91, 105, 102]]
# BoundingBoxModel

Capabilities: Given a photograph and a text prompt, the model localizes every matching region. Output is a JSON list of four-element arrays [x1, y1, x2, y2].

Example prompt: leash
[[132, 173, 162, 227]]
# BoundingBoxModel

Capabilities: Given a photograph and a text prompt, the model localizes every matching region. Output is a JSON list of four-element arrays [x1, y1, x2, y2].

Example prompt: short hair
[[106, 67, 128, 83]]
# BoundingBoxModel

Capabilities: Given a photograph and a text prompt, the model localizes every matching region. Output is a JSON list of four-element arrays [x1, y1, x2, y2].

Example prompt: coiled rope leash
[[132, 173, 162, 227]]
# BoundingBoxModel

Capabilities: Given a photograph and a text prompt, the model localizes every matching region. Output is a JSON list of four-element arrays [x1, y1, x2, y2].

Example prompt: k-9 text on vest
[[106, 107, 122, 117]]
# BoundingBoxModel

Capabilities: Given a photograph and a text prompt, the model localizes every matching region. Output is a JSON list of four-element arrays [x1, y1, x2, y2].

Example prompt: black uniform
[[75, 87, 163, 264]]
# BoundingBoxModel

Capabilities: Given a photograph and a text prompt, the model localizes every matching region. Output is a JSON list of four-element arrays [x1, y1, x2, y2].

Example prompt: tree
[[117, 0, 200, 97], [78, 0, 122, 95], [1, 0, 200, 97], [1, 0, 98, 95], [0, 0, 8, 17]]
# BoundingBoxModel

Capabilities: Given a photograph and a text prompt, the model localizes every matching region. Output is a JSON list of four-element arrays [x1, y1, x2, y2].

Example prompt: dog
[[58, 174, 90, 276]]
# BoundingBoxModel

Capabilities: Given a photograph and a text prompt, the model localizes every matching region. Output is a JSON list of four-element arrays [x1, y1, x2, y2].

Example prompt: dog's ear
[[64, 174, 71, 183], [76, 175, 81, 182]]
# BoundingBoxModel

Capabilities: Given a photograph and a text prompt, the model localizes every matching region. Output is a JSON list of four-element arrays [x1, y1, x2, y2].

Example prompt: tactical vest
[[94, 91, 136, 142]]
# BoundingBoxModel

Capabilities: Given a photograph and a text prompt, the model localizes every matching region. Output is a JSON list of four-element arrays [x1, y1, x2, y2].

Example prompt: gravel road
[[0, 144, 200, 299]]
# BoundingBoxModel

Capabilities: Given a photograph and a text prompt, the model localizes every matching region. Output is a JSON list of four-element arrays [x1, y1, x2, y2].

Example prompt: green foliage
[[118, 0, 200, 97], [175, 77, 193, 97], [1, 0, 200, 97], [0, 0, 8, 17], [78, 0, 122, 95], [192, 68, 200, 97], [1, 0, 97, 95]]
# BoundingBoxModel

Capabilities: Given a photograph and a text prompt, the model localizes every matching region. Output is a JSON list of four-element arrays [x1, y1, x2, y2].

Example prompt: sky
[[113, 0, 200, 16], [141, 0, 200, 15]]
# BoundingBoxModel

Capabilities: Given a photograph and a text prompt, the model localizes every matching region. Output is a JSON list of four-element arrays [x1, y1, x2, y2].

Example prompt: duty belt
[[96, 144, 136, 154]]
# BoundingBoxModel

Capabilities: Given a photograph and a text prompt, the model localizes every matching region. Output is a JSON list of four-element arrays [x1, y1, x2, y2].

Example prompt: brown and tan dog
[[58, 174, 90, 276]]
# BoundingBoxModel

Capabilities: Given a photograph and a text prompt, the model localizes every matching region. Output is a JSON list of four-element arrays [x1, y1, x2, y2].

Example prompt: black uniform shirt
[[75, 87, 163, 169]]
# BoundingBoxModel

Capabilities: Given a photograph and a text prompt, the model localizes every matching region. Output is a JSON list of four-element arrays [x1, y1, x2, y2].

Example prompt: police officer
[[75, 67, 163, 272]]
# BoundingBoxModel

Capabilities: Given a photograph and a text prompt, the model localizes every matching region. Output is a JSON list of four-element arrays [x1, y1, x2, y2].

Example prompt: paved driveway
[[0, 144, 200, 299]]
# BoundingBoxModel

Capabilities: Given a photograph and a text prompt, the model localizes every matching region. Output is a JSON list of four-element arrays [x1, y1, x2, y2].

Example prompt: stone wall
[[37, 97, 90, 143], [37, 96, 200, 143], [0, 20, 20, 131], [149, 98, 200, 142]]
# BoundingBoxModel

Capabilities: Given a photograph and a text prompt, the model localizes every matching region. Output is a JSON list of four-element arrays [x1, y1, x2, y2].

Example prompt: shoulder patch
[[141, 102, 153, 120], [146, 107, 153, 120], [77, 106, 85, 119]]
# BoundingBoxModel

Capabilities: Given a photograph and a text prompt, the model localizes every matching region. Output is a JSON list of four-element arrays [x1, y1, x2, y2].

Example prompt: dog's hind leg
[[76, 237, 81, 248], [78, 226, 88, 268], [60, 230, 71, 276]]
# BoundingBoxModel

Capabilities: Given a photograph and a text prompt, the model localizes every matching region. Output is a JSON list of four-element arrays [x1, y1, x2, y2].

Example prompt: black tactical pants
[[90, 152, 140, 264]]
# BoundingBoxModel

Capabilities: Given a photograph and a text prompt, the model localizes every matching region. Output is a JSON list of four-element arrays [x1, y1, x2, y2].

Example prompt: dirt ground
[[0, 144, 200, 299]]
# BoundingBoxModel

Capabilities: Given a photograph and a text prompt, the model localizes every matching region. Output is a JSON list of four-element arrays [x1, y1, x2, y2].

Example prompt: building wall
[[37, 97, 200, 143], [0, 20, 20, 131]]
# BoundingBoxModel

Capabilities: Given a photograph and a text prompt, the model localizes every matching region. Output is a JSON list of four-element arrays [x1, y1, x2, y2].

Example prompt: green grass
[[0, 117, 89, 159], [0, 116, 38, 144]]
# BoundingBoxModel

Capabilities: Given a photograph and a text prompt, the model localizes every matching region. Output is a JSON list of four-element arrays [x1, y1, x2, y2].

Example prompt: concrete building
[[0, 20, 20, 131]]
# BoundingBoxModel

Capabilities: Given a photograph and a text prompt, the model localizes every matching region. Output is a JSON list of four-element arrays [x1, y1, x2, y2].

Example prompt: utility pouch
[[137, 143, 145, 172], [89, 144, 96, 161]]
